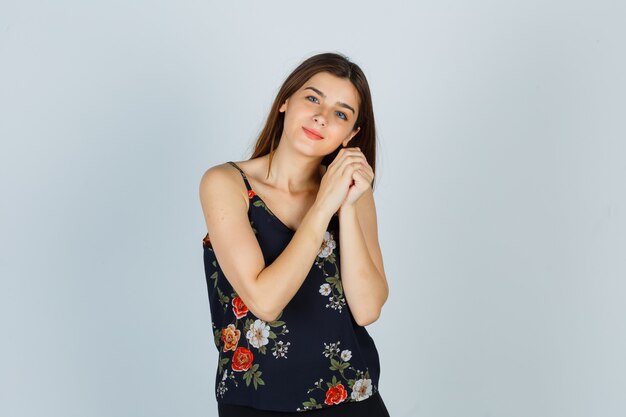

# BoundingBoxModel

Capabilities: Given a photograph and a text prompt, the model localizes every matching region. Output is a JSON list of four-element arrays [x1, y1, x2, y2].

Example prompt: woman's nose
[[313, 115, 326, 126]]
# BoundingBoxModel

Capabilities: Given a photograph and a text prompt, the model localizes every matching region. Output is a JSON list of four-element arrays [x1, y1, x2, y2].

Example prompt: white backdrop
[[1, 1, 625, 416]]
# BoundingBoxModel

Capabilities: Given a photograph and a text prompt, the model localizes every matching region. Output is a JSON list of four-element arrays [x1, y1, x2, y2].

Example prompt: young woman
[[199, 52, 390, 416]]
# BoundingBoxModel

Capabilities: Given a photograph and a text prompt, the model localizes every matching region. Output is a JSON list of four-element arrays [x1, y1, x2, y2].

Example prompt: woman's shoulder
[[201, 159, 253, 180], [199, 161, 251, 205]]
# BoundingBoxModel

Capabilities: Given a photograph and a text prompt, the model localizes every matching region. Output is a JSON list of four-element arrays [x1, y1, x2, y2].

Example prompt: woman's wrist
[[338, 203, 356, 219], [310, 200, 335, 224]]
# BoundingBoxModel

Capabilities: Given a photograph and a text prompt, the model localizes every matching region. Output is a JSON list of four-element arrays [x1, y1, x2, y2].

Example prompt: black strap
[[227, 161, 252, 191]]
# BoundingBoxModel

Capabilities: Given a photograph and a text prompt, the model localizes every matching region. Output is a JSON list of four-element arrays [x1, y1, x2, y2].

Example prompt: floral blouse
[[201, 161, 381, 413]]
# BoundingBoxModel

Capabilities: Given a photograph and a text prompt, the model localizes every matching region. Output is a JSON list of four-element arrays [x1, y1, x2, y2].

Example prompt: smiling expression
[[279, 71, 361, 155]]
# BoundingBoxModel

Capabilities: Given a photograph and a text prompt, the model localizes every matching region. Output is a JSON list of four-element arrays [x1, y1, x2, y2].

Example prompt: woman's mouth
[[302, 126, 324, 140]]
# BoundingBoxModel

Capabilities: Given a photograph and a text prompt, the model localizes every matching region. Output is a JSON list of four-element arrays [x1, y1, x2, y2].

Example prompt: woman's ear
[[279, 98, 289, 113], [342, 126, 361, 147]]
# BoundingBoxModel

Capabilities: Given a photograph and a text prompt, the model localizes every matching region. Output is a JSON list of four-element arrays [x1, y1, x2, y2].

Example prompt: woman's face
[[279, 71, 361, 156]]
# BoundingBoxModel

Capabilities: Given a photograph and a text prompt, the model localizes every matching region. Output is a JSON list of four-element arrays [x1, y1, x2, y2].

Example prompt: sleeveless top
[[202, 161, 382, 413]]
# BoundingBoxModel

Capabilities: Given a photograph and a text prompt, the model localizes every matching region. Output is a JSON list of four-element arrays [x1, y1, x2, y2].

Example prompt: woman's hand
[[314, 146, 373, 218], [339, 147, 373, 210]]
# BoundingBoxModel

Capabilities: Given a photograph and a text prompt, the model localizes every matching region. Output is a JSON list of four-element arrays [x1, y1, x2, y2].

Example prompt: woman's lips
[[302, 126, 324, 140]]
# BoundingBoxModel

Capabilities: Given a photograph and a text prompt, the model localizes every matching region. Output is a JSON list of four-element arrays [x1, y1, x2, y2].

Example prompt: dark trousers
[[218, 391, 391, 417]]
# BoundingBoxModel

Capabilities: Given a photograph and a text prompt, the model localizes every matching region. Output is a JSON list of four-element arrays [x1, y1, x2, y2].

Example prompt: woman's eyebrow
[[304, 86, 355, 115]]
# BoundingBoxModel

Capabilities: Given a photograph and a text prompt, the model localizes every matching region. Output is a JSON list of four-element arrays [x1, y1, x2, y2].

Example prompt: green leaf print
[[218, 357, 229, 374], [213, 327, 221, 349], [209, 266, 218, 288], [316, 233, 347, 313], [243, 363, 265, 389], [216, 286, 229, 311], [330, 358, 350, 371], [302, 398, 321, 409], [253, 199, 274, 217], [300, 340, 375, 409]]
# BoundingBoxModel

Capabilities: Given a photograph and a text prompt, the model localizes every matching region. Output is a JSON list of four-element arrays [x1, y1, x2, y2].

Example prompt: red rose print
[[248, 190, 256, 199], [232, 346, 254, 372], [324, 383, 348, 405], [232, 296, 249, 319]]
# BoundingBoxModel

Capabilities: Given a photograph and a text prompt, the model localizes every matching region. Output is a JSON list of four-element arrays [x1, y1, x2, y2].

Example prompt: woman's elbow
[[355, 308, 382, 327]]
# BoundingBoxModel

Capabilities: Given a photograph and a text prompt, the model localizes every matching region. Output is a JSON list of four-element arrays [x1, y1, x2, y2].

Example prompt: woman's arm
[[338, 188, 389, 326], [200, 164, 334, 323]]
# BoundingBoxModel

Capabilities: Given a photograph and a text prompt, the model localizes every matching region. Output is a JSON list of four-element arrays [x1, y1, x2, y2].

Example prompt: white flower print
[[326, 294, 346, 312], [314, 229, 347, 314], [246, 319, 270, 348], [350, 378, 373, 401], [217, 369, 237, 398], [317, 231, 336, 258], [272, 340, 291, 358], [301, 340, 377, 410], [319, 283, 331, 296], [217, 380, 228, 397], [322, 341, 341, 358]]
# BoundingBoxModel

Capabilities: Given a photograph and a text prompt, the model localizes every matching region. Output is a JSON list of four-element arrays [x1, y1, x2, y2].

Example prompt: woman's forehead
[[300, 72, 360, 108]]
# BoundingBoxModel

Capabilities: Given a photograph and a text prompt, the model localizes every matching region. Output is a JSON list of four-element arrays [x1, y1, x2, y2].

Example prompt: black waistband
[[217, 390, 389, 416]]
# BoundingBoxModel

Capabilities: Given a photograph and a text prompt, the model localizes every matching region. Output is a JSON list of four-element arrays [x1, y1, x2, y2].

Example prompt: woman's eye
[[306, 95, 347, 121]]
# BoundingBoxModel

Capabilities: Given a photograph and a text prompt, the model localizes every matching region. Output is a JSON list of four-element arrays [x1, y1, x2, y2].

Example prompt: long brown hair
[[249, 52, 378, 191]]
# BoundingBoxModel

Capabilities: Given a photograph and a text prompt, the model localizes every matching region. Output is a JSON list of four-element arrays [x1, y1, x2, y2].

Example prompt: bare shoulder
[[199, 161, 240, 185], [199, 162, 249, 209]]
